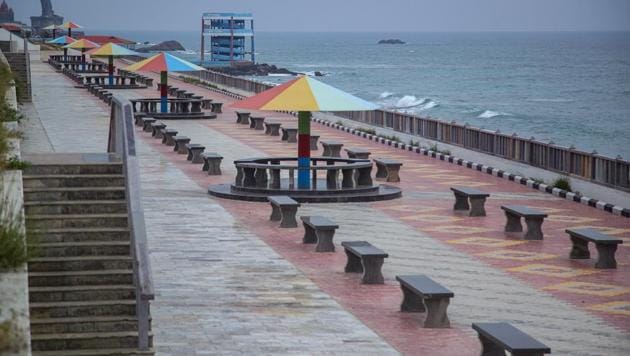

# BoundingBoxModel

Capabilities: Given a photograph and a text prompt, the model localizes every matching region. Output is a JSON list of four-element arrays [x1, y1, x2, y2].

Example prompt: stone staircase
[[23, 156, 153, 356]]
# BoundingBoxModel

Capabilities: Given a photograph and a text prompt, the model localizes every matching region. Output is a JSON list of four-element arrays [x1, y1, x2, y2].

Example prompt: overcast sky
[[9, 0, 630, 32]]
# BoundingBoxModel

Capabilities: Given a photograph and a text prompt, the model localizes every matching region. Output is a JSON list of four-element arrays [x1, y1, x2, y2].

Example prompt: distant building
[[80, 35, 136, 49], [0, 0, 14, 24], [201, 12, 255, 66], [31, 0, 63, 32]]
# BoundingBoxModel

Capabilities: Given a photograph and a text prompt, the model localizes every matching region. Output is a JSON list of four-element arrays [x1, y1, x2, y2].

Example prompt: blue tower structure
[[201, 12, 255, 67]]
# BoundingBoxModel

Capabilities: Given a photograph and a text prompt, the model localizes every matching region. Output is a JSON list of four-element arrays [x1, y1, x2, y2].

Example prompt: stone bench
[[151, 122, 166, 138], [202, 153, 223, 175], [450, 187, 490, 217], [210, 102, 223, 113], [300, 216, 339, 252], [472, 322, 551, 356], [186, 144, 205, 164], [281, 128, 298, 143], [321, 140, 344, 157], [374, 158, 403, 183], [345, 148, 371, 159], [162, 129, 179, 146], [501, 205, 548, 240], [341, 241, 388, 284], [236, 111, 250, 124], [566, 228, 623, 269], [173, 136, 191, 154], [269, 196, 301, 228], [264, 122, 282, 136], [310, 135, 320, 151], [396, 275, 453, 328], [142, 118, 156, 133], [250, 116, 265, 130]]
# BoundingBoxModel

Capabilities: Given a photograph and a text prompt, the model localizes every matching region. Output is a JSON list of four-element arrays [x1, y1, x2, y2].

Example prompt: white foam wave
[[379, 91, 394, 99], [419, 100, 438, 110], [267, 73, 293, 77], [395, 95, 426, 109], [477, 110, 511, 119], [528, 98, 574, 103]]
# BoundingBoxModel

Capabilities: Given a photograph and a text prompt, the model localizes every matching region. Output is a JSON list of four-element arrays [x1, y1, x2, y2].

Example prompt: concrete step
[[24, 163, 123, 176], [29, 270, 134, 287], [22, 174, 125, 188], [29, 256, 133, 272], [31, 331, 152, 352], [34, 241, 131, 258], [27, 214, 129, 229], [25, 200, 128, 215], [32, 347, 154, 356], [23, 187, 126, 201], [33, 228, 130, 243], [30, 315, 143, 335], [29, 285, 135, 303], [30, 300, 136, 319]]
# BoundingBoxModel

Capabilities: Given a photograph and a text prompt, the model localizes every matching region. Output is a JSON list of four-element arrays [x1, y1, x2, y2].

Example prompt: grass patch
[[383, 135, 402, 143], [0, 200, 39, 271], [408, 140, 420, 147], [552, 176, 572, 192], [355, 127, 377, 135], [5, 157, 29, 170], [530, 177, 545, 184]]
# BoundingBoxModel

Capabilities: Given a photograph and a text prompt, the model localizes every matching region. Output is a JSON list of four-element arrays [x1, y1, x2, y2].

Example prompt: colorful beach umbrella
[[47, 36, 76, 62], [59, 21, 82, 37], [125, 52, 205, 113], [232, 76, 379, 189], [43, 24, 60, 39], [65, 39, 99, 71], [88, 43, 139, 85]]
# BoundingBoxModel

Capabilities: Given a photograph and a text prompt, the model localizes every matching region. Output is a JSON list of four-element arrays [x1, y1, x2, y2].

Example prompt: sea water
[[105, 30, 630, 158]]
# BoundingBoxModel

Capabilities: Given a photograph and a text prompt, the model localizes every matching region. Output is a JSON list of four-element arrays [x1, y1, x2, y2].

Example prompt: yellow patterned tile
[[478, 250, 557, 261], [544, 282, 630, 297], [401, 214, 464, 223], [448, 237, 527, 248], [428, 225, 494, 234], [508, 264, 598, 278], [588, 301, 630, 316], [547, 215, 600, 224]]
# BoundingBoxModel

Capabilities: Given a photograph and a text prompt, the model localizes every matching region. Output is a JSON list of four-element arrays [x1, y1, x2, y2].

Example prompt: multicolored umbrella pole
[[88, 43, 139, 85], [47, 36, 75, 62], [59, 21, 82, 37], [65, 39, 99, 71], [125, 52, 205, 113], [231, 76, 379, 189]]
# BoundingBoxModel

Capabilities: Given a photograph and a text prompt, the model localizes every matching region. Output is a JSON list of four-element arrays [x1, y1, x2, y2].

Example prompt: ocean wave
[[528, 98, 574, 103], [267, 73, 294, 77], [379, 91, 394, 99], [477, 110, 511, 119]]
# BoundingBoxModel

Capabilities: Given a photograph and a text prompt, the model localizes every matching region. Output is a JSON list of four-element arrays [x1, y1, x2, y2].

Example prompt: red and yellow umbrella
[[59, 21, 82, 37]]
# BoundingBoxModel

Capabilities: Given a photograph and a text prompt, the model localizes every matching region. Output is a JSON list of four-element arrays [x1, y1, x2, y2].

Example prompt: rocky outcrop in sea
[[378, 39, 406, 44], [136, 40, 185, 53]]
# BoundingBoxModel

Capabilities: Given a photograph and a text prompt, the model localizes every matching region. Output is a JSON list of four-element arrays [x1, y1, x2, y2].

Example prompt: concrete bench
[[321, 140, 344, 157], [202, 153, 223, 175], [236, 111, 250, 124], [264, 122, 282, 136], [162, 129, 179, 146], [250, 116, 265, 130], [501, 205, 548, 240], [173, 136, 191, 154], [472, 322, 551, 356], [341, 241, 388, 284], [300, 216, 339, 252], [269, 196, 301, 228], [310, 135, 320, 151], [396, 275, 453, 328], [142, 118, 156, 132], [450, 187, 490, 217], [345, 148, 371, 159], [151, 122, 166, 138], [281, 128, 298, 143], [186, 144, 205, 163], [210, 102, 223, 113], [566, 228, 623, 269], [374, 158, 403, 182]]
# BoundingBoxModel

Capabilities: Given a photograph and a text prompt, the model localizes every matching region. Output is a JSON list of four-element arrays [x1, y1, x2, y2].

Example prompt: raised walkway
[[19, 54, 630, 355]]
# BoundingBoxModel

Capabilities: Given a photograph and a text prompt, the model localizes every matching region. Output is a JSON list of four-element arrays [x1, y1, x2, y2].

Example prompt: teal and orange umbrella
[[88, 43, 139, 85], [47, 36, 76, 62], [232, 75, 378, 189], [65, 39, 99, 71], [125, 52, 204, 113], [59, 21, 82, 37]]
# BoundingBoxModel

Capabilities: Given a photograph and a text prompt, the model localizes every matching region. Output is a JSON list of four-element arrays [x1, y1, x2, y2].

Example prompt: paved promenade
[[21, 56, 630, 355]]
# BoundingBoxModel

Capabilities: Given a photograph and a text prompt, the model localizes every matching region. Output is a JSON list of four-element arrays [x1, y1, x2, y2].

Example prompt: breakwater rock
[[137, 40, 185, 53], [378, 39, 406, 44], [212, 63, 298, 76]]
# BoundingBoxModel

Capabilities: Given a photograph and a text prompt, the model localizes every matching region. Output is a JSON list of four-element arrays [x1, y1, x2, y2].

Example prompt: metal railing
[[194, 69, 630, 192], [107, 96, 154, 350]]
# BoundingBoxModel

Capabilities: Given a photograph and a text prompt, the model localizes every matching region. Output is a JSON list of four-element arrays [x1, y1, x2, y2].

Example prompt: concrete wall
[[0, 29, 40, 60], [3, 52, 32, 102]]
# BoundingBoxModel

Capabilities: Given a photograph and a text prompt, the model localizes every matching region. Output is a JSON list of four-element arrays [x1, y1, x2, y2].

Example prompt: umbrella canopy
[[43, 24, 59, 30], [232, 76, 379, 112], [88, 43, 137, 57], [232, 76, 378, 189], [59, 21, 82, 37], [47, 36, 75, 45], [125, 52, 205, 72], [64, 38, 99, 50]]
